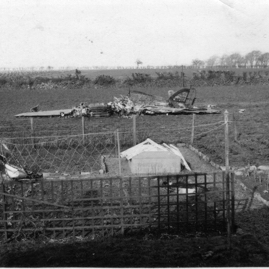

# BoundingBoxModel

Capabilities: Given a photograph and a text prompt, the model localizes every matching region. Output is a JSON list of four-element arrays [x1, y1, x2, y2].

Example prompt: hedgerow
[[1, 69, 269, 91]]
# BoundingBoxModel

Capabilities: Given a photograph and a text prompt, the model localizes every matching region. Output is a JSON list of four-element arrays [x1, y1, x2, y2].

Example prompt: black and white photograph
[[1, 0, 269, 267]]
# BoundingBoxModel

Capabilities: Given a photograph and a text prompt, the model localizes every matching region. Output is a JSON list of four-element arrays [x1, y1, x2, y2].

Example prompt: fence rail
[[0, 172, 235, 242]]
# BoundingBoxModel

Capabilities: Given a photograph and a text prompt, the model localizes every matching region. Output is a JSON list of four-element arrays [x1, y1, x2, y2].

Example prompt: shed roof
[[120, 138, 191, 171]]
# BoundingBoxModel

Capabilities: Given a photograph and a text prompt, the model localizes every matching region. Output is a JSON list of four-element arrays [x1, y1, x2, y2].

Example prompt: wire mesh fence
[[0, 112, 229, 176], [1, 132, 118, 175]]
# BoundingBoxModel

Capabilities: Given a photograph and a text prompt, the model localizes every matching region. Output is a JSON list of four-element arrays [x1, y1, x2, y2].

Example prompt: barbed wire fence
[[0, 112, 232, 177]]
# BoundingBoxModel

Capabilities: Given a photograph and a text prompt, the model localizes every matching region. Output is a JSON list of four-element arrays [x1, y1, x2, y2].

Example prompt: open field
[[1, 73, 269, 267], [1, 83, 269, 168]]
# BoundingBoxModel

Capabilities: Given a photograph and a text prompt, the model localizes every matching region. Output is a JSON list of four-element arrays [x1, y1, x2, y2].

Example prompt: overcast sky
[[0, 0, 269, 68]]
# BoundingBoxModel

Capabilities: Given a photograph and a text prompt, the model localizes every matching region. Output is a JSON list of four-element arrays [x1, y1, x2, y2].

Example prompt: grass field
[[1, 77, 269, 266], [1, 82, 269, 168]]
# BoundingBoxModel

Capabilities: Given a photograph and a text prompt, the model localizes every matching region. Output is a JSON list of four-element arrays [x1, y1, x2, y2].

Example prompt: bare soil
[[1, 233, 269, 267]]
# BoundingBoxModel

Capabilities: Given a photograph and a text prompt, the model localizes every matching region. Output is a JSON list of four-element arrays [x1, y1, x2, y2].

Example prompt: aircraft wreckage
[[15, 87, 220, 118]]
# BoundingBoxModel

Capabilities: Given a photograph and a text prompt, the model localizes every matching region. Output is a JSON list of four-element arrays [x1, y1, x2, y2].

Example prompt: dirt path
[[178, 144, 219, 173]]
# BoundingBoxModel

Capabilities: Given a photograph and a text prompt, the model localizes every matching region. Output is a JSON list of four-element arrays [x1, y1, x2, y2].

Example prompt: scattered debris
[[109, 88, 220, 116], [0, 144, 42, 181], [15, 87, 220, 118], [30, 104, 39, 112], [257, 165, 269, 171], [202, 250, 214, 260], [72, 103, 112, 117], [234, 164, 269, 177]]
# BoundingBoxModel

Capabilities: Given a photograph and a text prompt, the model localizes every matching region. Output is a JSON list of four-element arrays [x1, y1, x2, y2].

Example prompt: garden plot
[[0, 142, 233, 242]]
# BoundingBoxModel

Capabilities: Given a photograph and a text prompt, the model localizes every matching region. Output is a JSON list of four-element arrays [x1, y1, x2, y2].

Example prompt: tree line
[[192, 50, 269, 69]]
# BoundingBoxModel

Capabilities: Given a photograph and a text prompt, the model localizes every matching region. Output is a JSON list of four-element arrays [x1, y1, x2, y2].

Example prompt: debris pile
[[72, 103, 89, 117], [72, 103, 112, 117], [107, 92, 220, 116], [0, 151, 42, 182], [108, 95, 144, 116], [15, 87, 220, 119]]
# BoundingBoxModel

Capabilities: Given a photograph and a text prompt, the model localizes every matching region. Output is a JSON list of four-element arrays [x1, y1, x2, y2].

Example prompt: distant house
[[120, 138, 191, 175]]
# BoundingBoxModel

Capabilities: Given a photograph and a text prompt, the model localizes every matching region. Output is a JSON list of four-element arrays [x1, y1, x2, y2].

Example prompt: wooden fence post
[[116, 129, 122, 176], [133, 115, 137, 146], [225, 110, 229, 171], [224, 110, 231, 249], [191, 113, 195, 144], [233, 113, 238, 142], [30, 117, 35, 146], [82, 116, 85, 144], [120, 177, 124, 234], [2, 183, 8, 240]]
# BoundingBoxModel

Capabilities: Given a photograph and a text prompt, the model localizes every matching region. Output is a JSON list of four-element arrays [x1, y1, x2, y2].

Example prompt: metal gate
[[0, 171, 234, 242]]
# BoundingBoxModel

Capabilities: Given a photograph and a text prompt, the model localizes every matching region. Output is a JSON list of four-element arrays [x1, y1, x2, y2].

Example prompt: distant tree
[[192, 59, 204, 69], [219, 54, 229, 68], [245, 50, 262, 68], [136, 59, 143, 69], [206, 56, 218, 68], [229, 53, 242, 67], [238, 55, 247, 68], [257, 53, 269, 68]]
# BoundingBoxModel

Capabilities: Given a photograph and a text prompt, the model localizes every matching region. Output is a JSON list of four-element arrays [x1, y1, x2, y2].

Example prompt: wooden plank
[[195, 174, 198, 232], [2, 184, 8, 240], [2, 209, 64, 214], [71, 180, 75, 239], [176, 175, 179, 232], [43, 172, 209, 182], [51, 181, 56, 238], [231, 172, 235, 232], [120, 177, 124, 234], [213, 173, 217, 232], [222, 171, 226, 231], [0, 213, 153, 223], [40, 179, 45, 236], [157, 177, 161, 231], [186, 175, 189, 232], [90, 179, 94, 236], [100, 178, 104, 236], [167, 175, 170, 231], [0, 192, 70, 209]]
